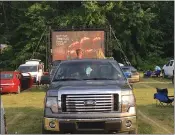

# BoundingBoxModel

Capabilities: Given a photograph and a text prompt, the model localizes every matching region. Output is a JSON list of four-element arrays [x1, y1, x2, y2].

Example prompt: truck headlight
[[121, 95, 135, 112], [46, 97, 59, 113]]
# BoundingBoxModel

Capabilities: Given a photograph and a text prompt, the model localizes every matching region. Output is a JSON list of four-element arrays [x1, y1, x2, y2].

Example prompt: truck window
[[53, 61, 125, 81]]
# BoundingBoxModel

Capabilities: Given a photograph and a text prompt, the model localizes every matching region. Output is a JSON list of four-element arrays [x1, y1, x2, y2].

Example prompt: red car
[[0, 71, 33, 94]]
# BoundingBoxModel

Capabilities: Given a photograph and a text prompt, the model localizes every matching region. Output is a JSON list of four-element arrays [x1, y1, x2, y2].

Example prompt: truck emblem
[[84, 100, 96, 106]]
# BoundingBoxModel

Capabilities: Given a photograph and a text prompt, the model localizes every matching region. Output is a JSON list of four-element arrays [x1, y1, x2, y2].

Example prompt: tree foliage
[[0, 1, 174, 70]]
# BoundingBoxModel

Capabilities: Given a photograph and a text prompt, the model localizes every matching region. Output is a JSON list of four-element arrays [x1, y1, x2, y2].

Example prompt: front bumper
[[43, 116, 137, 133]]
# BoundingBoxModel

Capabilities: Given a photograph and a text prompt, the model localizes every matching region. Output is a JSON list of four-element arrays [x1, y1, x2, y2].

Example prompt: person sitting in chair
[[144, 69, 152, 77], [154, 66, 161, 77]]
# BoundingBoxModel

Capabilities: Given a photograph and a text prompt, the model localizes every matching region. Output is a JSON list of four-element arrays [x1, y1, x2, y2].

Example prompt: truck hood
[[47, 80, 132, 98]]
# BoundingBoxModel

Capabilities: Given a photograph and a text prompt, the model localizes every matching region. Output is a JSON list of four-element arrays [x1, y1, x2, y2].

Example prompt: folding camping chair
[[153, 88, 174, 107]]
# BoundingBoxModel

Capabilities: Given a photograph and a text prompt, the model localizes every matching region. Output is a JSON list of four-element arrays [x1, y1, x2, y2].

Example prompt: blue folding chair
[[154, 88, 174, 107], [144, 70, 152, 78]]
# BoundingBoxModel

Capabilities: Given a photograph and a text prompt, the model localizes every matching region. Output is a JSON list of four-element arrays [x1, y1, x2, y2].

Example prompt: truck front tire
[[128, 128, 137, 134]]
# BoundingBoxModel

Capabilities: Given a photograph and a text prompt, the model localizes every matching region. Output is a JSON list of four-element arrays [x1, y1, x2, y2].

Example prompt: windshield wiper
[[83, 78, 116, 80], [53, 78, 82, 81]]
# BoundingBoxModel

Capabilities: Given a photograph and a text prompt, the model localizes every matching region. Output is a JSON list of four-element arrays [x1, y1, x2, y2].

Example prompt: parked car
[[121, 66, 132, 78], [162, 60, 174, 78], [121, 66, 140, 83], [1, 102, 7, 134], [17, 59, 44, 85], [172, 71, 174, 84], [0, 71, 33, 94], [172, 76, 174, 84], [119, 63, 124, 67], [42, 59, 137, 134]]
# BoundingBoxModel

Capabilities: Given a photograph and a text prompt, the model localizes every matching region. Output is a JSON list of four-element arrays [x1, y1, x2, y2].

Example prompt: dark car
[[42, 59, 137, 134]]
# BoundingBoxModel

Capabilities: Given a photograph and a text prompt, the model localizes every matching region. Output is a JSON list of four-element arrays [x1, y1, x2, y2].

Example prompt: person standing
[[75, 48, 94, 77], [76, 49, 83, 59]]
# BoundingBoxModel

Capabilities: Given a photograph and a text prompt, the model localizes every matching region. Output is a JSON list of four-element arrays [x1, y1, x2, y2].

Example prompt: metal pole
[[109, 25, 112, 57], [48, 26, 51, 72], [46, 31, 48, 71]]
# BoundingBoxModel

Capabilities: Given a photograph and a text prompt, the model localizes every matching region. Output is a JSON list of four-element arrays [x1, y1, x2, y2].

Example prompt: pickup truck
[[162, 60, 174, 78], [42, 59, 137, 134]]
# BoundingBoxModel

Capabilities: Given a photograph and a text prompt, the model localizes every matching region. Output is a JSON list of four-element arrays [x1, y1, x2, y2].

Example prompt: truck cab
[[42, 59, 137, 134], [17, 59, 44, 84]]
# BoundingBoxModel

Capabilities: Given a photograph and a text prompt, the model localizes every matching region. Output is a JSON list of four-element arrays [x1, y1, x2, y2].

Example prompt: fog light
[[125, 120, 132, 127], [49, 121, 56, 128]]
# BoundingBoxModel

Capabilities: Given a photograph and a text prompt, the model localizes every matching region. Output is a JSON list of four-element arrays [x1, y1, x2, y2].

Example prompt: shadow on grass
[[1, 88, 32, 95], [133, 82, 174, 89], [5, 107, 43, 134], [137, 103, 174, 134], [4, 105, 174, 134], [22, 86, 47, 93]]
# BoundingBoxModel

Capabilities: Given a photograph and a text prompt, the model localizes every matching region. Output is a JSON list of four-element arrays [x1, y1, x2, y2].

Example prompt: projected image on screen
[[52, 31, 105, 60]]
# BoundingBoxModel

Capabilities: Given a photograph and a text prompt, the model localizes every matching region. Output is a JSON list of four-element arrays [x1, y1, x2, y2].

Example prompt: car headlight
[[46, 97, 59, 113], [121, 95, 136, 112]]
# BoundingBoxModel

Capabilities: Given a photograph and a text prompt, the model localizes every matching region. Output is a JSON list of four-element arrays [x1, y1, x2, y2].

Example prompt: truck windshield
[[0, 73, 14, 79], [18, 66, 37, 72], [53, 61, 125, 81]]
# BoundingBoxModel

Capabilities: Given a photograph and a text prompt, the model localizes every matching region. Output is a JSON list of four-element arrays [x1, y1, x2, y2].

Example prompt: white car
[[1, 102, 7, 134], [17, 59, 44, 85], [119, 63, 124, 66], [162, 60, 174, 78]]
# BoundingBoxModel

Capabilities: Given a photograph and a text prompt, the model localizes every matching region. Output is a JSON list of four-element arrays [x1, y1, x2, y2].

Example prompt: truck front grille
[[61, 94, 119, 112]]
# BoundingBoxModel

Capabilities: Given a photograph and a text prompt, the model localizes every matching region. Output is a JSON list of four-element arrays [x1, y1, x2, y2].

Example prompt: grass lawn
[[1, 87, 45, 134], [134, 78, 174, 134], [1, 78, 174, 134]]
